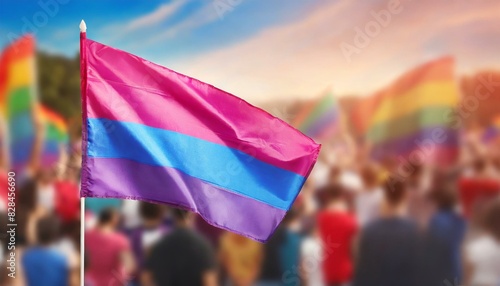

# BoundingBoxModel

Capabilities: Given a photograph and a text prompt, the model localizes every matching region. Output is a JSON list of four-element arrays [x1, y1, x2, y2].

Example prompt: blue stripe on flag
[[86, 118, 305, 210]]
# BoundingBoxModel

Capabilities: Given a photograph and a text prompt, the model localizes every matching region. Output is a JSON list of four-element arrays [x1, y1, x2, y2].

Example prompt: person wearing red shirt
[[54, 179, 80, 223], [317, 183, 358, 286], [86, 208, 135, 286]]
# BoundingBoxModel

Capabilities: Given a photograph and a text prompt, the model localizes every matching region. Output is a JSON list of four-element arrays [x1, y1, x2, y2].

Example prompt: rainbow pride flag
[[482, 115, 500, 143], [80, 34, 320, 242], [0, 35, 37, 168], [359, 57, 460, 164], [37, 104, 69, 165], [293, 91, 339, 139]]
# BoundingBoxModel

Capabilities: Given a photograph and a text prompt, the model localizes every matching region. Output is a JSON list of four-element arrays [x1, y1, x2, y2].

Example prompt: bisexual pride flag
[[80, 34, 320, 242]]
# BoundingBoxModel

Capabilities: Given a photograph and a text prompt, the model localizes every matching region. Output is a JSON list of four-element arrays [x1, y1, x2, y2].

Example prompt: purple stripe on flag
[[85, 39, 319, 177], [82, 157, 286, 242]]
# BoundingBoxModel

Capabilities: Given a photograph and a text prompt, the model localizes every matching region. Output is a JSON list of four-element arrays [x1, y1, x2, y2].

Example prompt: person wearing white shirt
[[464, 198, 500, 286], [355, 163, 383, 227]]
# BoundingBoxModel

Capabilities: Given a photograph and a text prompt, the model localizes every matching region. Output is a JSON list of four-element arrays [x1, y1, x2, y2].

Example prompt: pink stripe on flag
[[85, 39, 319, 176]]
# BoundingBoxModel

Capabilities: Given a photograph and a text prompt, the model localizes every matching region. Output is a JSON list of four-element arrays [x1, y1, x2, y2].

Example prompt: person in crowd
[[83, 251, 95, 286], [406, 164, 435, 229], [0, 211, 9, 286], [353, 179, 421, 286], [14, 114, 51, 286], [142, 208, 217, 286], [300, 225, 325, 286], [219, 232, 263, 286], [465, 155, 496, 179], [129, 202, 169, 285], [22, 215, 69, 286], [36, 168, 57, 212], [54, 164, 80, 224], [317, 183, 358, 286], [464, 197, 500, 285], [17, 180, 46, 247], [280, 208, 304, 286], [85, 207, 135, 286], [195, 215, 225, 248], [53, 219, 80, 286], [121, 200, 142, 231], [258, 226, 286, 286], [355, 163, 383, 227], [422, 181, 466, 285]]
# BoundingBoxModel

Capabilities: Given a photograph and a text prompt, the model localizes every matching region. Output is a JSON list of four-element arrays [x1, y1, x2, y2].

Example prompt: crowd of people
[[0, 119, 82, 286], [1, 112, 500, 286], [81, 129, 500, 286]]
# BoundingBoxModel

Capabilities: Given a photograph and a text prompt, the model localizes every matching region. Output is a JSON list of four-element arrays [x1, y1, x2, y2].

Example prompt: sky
[[1, 0, 499, 104]]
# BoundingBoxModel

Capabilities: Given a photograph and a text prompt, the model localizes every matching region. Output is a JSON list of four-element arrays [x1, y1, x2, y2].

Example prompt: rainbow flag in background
[[0, 35, 37, 168], [37, 104, 69, 165], [293, 91, 340, 139], [80, 36, 320, 242], [482, 115, 500, 143], [360, 57, 460, 165]]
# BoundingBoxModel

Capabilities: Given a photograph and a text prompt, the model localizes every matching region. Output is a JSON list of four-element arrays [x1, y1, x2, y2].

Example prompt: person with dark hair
[[142, 208, 217, 286], [85, 207, 135, 286], [129, 202, 169, 285], [422, 183, 466, 286], [273, 205, 303, 286], [464, 197, 500, 285], [17, 179, 46, 246], [317, 183, 358, 286], [258, 225, 286, 286], [423, 180, 466, 286], [22, 215, 69, 286], [353, 179, 421, 286]]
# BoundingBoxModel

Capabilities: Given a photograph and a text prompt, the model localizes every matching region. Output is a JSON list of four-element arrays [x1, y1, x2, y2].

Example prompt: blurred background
[[1, 0, 500, 285]]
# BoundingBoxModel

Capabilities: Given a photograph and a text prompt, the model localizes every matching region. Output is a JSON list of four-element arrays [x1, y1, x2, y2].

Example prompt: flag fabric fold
[[80, 37, 320, 242]]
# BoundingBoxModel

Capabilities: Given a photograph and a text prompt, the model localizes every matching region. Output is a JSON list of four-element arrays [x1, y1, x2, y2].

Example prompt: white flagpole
[[79, 19, 87, 286], [80, 196, 85, 286]]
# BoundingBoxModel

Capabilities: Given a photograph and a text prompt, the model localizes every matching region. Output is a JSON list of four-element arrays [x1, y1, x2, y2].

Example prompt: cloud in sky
[[168, 0, 500, 104], [124, 0, 186, 33], [145, 2, 222, 44], [102, 0, 186, 42], [10, 0, 497, 104]]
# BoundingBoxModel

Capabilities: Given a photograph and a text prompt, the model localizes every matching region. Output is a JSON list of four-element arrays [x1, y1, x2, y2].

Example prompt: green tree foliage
[[37, 51, 81, 136]]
